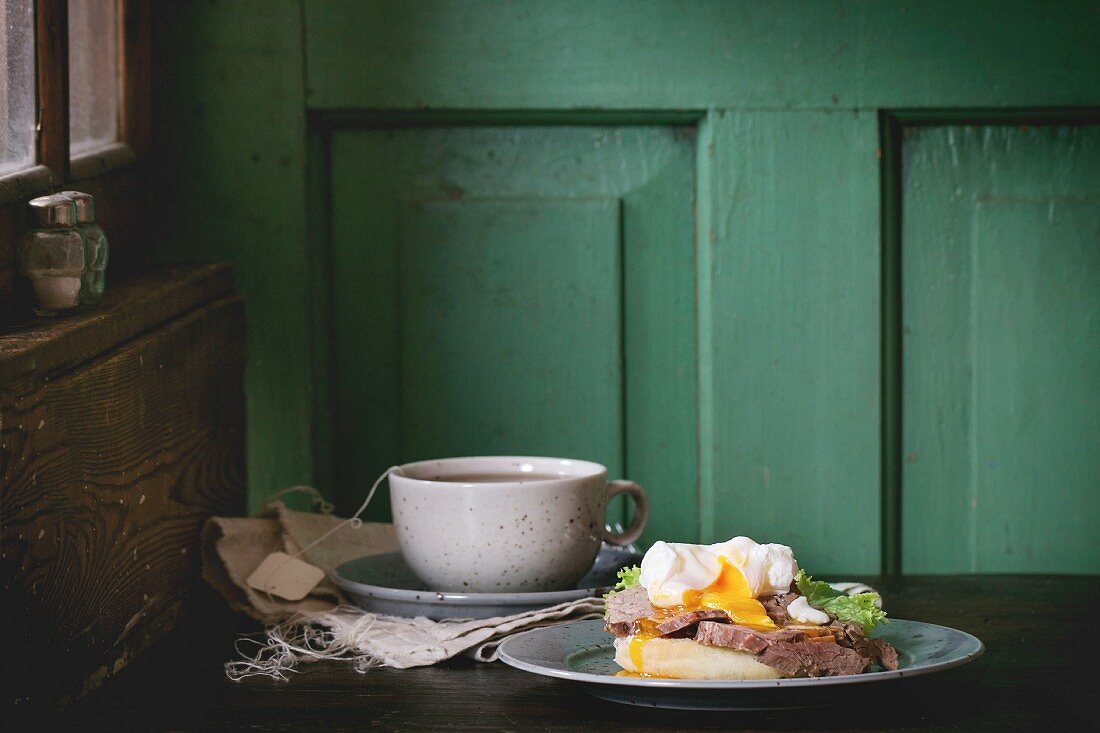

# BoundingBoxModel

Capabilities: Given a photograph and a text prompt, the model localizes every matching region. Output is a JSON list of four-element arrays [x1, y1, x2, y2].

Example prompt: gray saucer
[[333, 544, 640, 620]]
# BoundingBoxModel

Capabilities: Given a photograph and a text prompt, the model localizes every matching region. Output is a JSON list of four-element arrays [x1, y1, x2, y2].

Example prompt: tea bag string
[[267, 485, 335, 515], [255, 466, 398, 602], [292, 466, 400, 560]]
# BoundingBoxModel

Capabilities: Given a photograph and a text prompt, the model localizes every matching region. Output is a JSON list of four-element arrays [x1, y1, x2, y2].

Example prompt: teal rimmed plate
[[497, 618, 983, 710]]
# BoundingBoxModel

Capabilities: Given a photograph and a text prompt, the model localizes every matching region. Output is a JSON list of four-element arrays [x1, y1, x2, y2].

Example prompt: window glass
[[69, 0, 119, 155], [0, 0, 35, 175]]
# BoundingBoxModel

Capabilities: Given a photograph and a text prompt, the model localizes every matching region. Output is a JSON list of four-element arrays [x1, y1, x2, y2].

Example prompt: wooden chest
[[0, 263, 246, 707]]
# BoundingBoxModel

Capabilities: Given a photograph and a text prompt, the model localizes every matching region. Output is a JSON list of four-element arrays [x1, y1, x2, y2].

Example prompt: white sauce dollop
[[787, 595, 830, 625]]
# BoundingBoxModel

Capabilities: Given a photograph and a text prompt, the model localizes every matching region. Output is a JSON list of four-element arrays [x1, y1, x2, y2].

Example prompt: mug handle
[[602, 480, 649, 547]]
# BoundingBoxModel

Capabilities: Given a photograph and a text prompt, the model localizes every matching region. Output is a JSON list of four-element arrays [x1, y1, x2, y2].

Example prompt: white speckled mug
[[389, 456, 648, 593]]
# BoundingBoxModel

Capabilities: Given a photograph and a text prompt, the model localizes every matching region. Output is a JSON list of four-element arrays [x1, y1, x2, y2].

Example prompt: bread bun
[[613, 636, 782, 680]]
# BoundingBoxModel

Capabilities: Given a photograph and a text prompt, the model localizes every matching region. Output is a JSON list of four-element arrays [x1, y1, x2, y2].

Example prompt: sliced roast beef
[[695, 620, 898, 677], [695, 621, 808, 654], [654, 610, 731, 637], [605, 620, 639, 637], [604, 583, 900, 677], [695, 623, 769, 654], [759, 641, 869, 677], [761, 592, 800, 625], [830, 622, 900, 671], [830, 622, 873, 656], [872, 637, 899, 670], [604, 586, 656, 637]]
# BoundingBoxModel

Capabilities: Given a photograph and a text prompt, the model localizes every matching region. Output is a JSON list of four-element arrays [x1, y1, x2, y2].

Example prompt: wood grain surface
[[0, 263, 233, 379], [1, 270, 246, 707], [36, 575, 1096, 732]]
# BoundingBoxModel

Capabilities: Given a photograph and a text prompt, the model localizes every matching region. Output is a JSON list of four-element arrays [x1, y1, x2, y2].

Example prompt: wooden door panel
[[329, 126, 697, 542], [397, 198, 622, 465], [703, 110, 883, 574], [971, 202, 1099, 571], [902, 125, 1100, 573]]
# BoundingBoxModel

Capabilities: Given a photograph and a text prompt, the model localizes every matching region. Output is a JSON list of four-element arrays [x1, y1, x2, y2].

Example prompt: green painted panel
[[700, 111, 882, 574], [622, 129, 699, 544], [902, 126, 1100, 574], [151, 0, 313, 513], [330, 127, 697, 539], [397, 198, 622, 464], [304, 0, 1100, 111], [154, 0, 1100, 562]]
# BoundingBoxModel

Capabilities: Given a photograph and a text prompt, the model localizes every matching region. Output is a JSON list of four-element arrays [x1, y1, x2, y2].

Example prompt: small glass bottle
[[60, 190, 109, 305], [19, 195, 86, 317]]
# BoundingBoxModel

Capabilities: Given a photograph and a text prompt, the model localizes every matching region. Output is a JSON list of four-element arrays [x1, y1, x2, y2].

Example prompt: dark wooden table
[[29, 576, 1097, 731]]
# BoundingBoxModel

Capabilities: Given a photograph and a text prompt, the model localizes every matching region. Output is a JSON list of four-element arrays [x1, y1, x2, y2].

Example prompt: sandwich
[[604, 536, 899, 679]]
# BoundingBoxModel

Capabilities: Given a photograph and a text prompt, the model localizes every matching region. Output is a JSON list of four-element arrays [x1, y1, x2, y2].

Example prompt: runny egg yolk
[[624, 556, 775, 677], [682, 556, 777, 629]]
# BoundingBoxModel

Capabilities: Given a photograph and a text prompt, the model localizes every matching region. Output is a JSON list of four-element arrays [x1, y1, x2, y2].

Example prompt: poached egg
[[640, 536, 799, 611], [624, 537, 800, 675]]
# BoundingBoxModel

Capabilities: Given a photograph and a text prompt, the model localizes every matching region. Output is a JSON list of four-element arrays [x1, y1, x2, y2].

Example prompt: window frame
[[0, 0, 148, 197], [0, 0, 149, 308]]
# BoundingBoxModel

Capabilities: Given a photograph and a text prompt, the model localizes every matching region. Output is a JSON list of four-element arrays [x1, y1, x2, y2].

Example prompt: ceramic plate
[[497, 618, 984, 710], [333, 545, 640, 620]]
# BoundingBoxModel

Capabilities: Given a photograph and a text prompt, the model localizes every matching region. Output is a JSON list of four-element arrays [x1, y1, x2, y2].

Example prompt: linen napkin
[[200, 496, 608, 678]]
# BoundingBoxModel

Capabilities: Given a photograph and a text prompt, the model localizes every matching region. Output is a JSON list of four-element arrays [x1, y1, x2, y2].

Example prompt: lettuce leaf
[[795, 569, 888, 633], [613, 565, 642, 592], [603, 565, 642, 618], [794, 569, 844, 606], [820, 594, 889, 634]]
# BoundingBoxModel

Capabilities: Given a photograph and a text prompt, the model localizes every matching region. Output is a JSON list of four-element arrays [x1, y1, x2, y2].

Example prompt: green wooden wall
[[326, 125, 698, 541], [152, 1, 1100, 574], [901, 125, 1100, 574], [152, 1, 313, 509]]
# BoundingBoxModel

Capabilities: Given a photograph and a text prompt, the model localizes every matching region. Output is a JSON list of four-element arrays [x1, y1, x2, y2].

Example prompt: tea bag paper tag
[[246, 552, 325, 601]]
